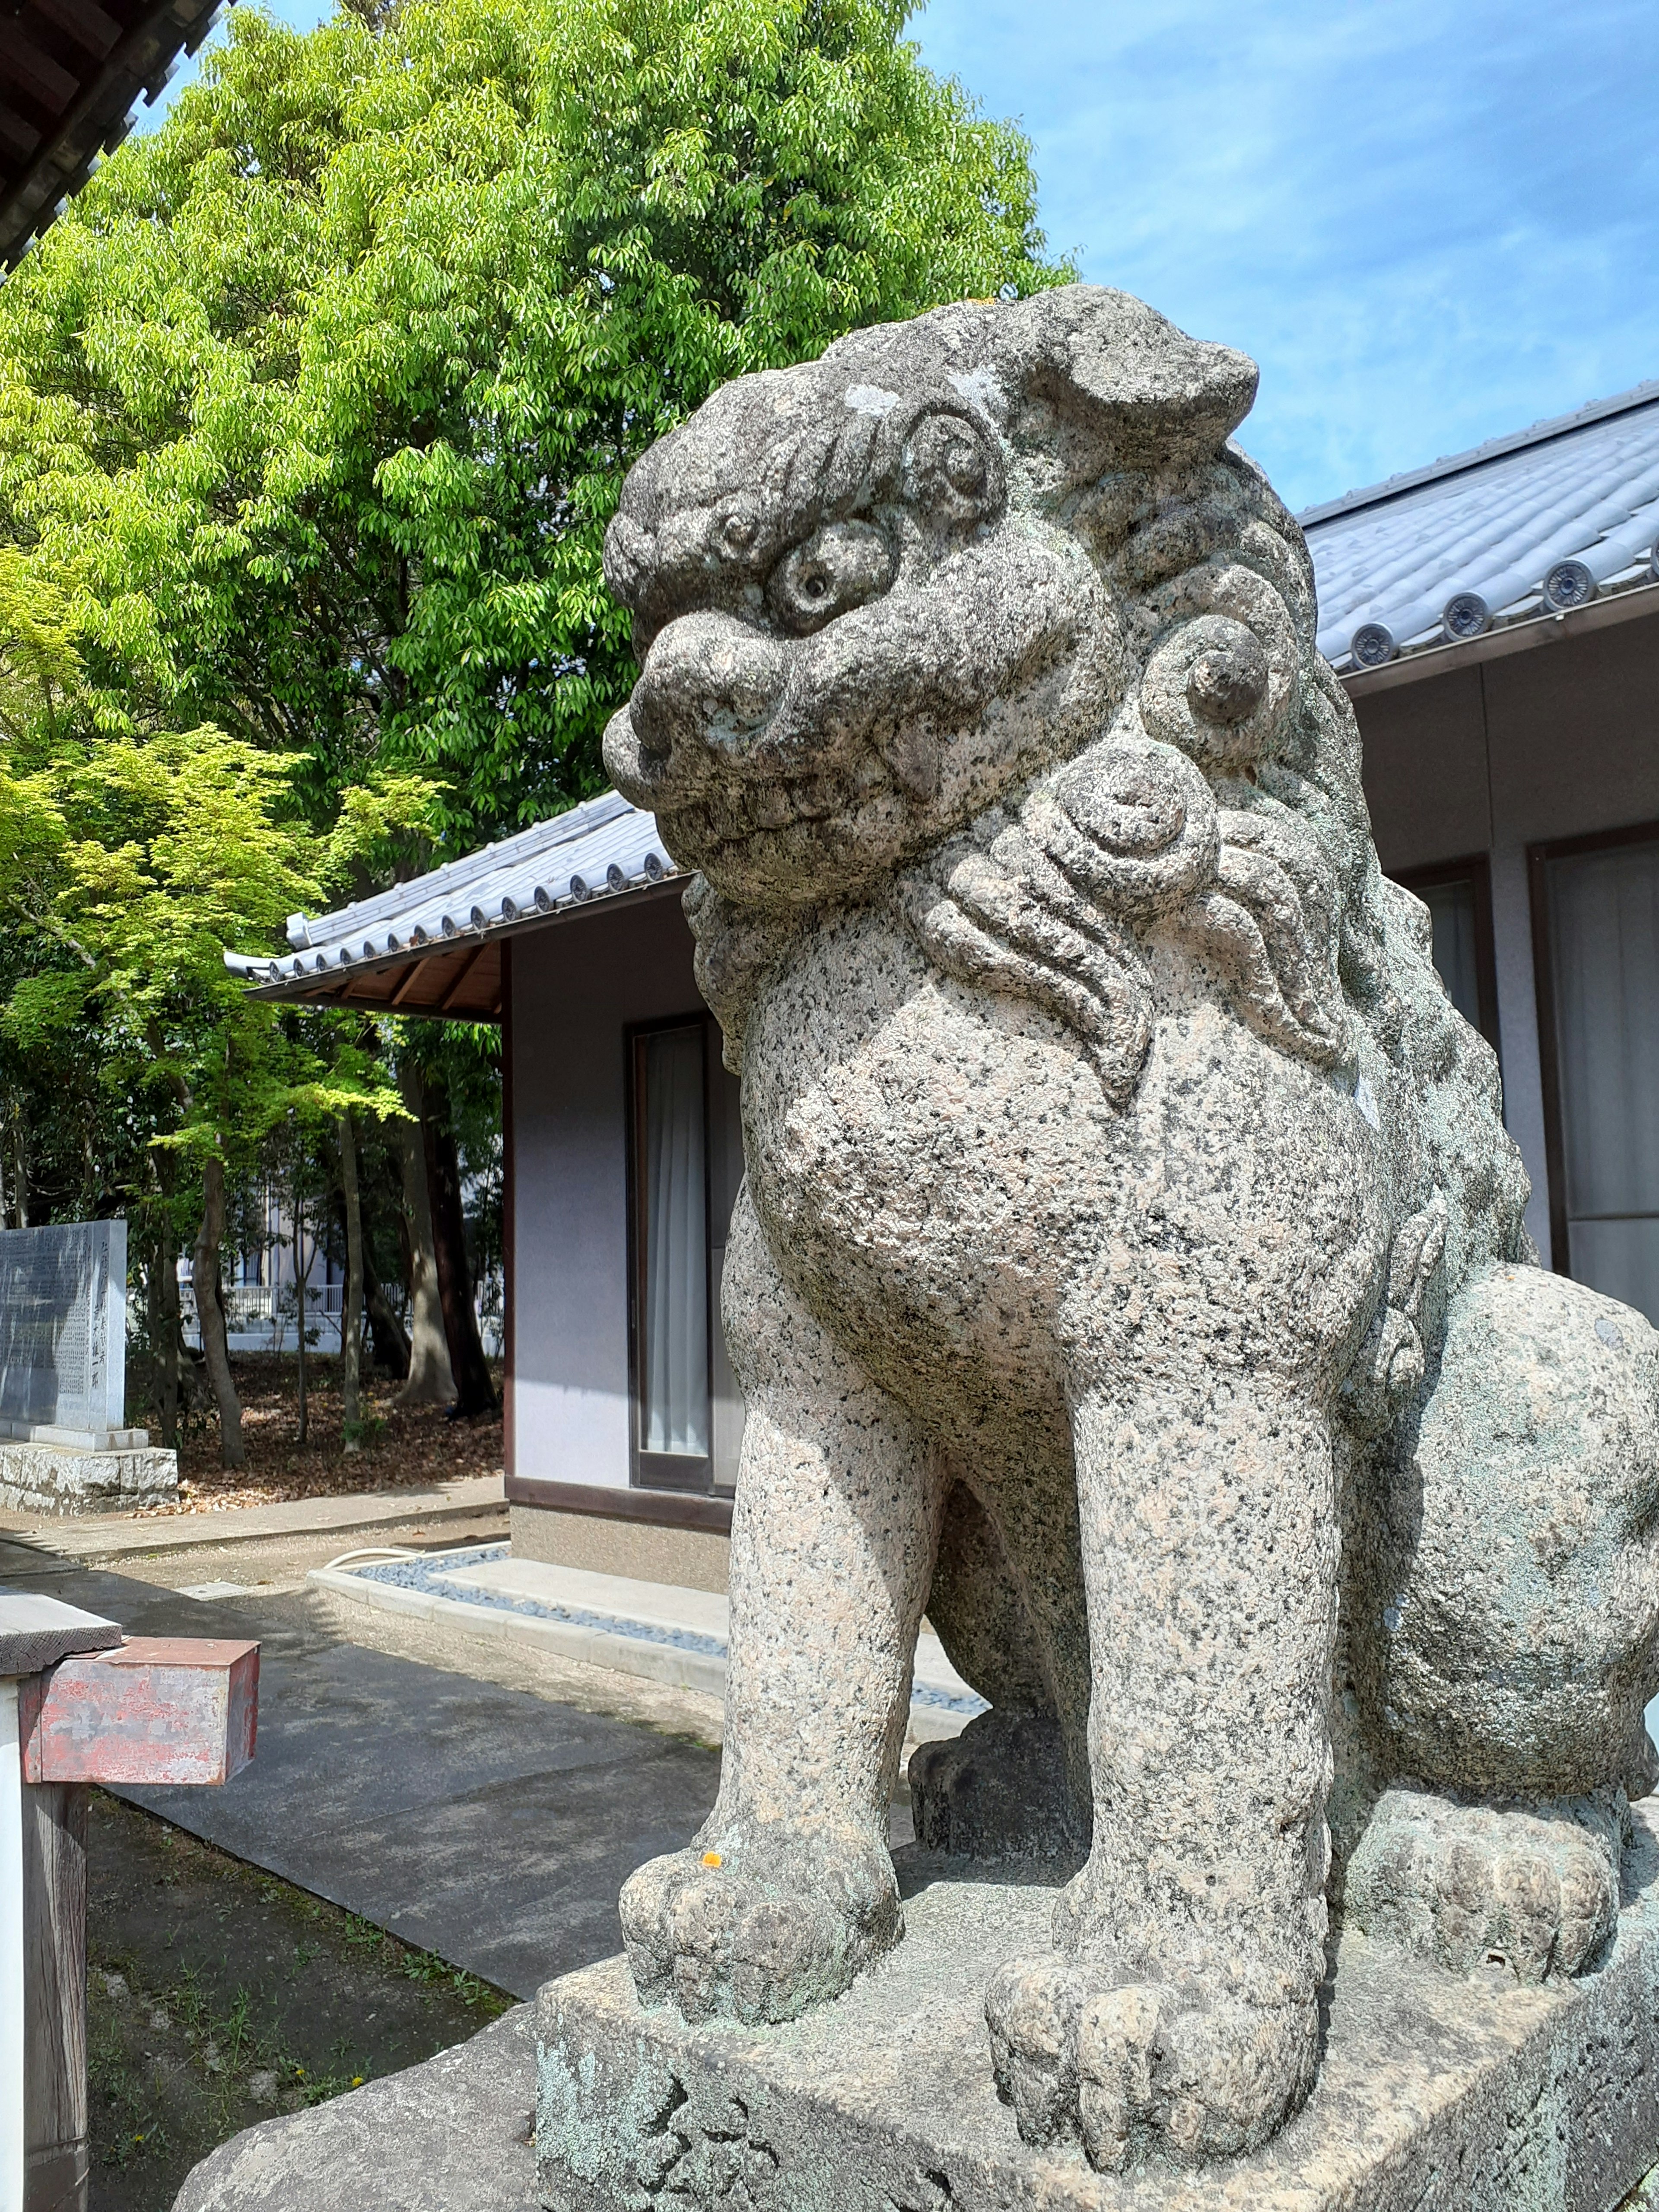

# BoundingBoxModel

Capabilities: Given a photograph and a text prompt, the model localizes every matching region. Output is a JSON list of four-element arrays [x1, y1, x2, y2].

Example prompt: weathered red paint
[[19, 1637, 259, 1786]]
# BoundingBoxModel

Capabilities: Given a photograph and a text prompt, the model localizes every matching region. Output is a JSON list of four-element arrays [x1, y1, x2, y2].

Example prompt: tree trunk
[[338, 1112, 364, 1449], [152, 1156, 181, 1449], [192, 1155, 245, 1470], [331, 1182, 410, 1380], [421, 1074, 496, 1417], [394, 1062, 457, 1406], [9, 1101, 28, 1227], [362, 1240, 411, 1379], [146, 1230, 181, 1450], [292, 1185, 311, 1448]]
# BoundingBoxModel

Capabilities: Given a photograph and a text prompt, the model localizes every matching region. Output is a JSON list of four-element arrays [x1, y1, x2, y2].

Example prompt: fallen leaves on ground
[[149, 1356, 503, 1515]]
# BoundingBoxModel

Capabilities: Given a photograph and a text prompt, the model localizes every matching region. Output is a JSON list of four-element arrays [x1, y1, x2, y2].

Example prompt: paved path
[[0, 1471, 506, 1556], [0, 1529, 717, 2002]]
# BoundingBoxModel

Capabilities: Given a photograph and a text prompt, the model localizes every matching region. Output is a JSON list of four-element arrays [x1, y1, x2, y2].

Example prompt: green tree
[[0, 0, 1062, 1457], [0, 640, 424, 1460], [0, 0, 1064, 847]]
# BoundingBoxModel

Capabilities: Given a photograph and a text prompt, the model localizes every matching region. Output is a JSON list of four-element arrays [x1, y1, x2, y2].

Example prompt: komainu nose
[[630, 613, 791, 764]]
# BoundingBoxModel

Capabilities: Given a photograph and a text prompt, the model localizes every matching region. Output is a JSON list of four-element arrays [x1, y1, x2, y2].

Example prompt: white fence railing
[[177, 1278, 501, 1359]]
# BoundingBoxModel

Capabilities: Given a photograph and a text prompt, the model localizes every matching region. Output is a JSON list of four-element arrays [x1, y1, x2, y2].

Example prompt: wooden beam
[[435, 942, 486, 1012], [21, 1780, 86, 2212], [19, 1638, 259, 1786], [389, 958, 439, 1007], [25, 0, 121, 61], [0, 1597, 120, 1680]]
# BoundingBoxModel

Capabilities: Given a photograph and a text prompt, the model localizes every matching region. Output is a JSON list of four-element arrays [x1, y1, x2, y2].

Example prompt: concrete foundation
[[536, 1812, 1659, 2212], [509, 1502, 730, 1596], [159, 1818, 1659, 2212], [0, 1442, 178, 1517]]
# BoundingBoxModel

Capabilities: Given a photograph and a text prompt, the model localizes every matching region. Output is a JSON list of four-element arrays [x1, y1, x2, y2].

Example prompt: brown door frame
[[1527, 817, 1659, 1279]]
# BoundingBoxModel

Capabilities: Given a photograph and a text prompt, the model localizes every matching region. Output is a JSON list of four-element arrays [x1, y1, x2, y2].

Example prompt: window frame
[[1528, 817, 1659, 1281], [623, 1011, 717, 1495], [1393, 851, 1502, 1060]]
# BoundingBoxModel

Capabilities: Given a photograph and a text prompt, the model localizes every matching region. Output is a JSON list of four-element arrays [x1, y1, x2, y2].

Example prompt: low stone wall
[[0, 1442, 178, 1517]]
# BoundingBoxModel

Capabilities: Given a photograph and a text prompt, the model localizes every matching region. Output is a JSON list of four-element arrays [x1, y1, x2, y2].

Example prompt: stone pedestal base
[[0, 1441, 178, 1516], [537, 1815, 1659, 2212]]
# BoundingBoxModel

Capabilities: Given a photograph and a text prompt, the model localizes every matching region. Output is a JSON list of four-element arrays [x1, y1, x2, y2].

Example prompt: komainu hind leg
[[1343, 1265, 1659, 1985], [1342, 1785, 1624, 1981], [910, 1481, 1088, 1863]]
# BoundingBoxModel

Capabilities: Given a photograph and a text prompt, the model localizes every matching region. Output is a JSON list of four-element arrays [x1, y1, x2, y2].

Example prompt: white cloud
[[911, 0, 1659, 506]]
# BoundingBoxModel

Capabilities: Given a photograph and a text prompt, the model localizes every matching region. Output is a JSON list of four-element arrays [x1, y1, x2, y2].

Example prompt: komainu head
[[601, 285, 1309, 904], [604, 285, 1397, 1104]]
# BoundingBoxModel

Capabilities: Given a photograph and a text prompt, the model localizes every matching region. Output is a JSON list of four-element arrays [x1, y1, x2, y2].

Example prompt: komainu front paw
[[620, 1817, 900, 2026], [983, 1954, 1317, 2172], [1341, 1784, 1624, 1980]]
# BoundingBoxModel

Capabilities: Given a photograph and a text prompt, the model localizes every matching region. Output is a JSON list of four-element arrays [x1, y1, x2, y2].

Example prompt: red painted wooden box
[[18, 1637, 259, 1786]]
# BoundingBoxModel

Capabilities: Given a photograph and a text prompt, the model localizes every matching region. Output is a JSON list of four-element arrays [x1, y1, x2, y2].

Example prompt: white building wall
[[509, 887, 701, 1493]]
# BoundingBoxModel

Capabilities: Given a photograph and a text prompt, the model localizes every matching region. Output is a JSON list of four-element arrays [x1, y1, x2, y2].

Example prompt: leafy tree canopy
[[0, 0, 1065, 850]]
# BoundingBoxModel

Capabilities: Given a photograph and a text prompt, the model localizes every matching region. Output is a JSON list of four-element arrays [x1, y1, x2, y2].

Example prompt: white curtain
[[641, 1026, 709, 1457], [1549, 839, 1659, 1325], [1421, 878, 1482, 1035]]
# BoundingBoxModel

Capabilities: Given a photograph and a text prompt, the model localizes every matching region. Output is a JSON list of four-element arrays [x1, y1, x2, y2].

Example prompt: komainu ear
[[1005, 285, 1259, 479]]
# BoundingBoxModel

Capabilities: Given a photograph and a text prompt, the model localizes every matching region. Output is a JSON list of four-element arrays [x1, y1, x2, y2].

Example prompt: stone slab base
[[537, 1814, 1659, 2212], [0, 1441, 178, 1516], [169, 2005, 537, 2212]]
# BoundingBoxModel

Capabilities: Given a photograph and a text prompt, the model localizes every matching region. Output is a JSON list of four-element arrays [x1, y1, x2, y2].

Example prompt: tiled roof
[[225, 790, 680, 1016], [1301, 381, 1659, 671], [0, 0, 230, 271]]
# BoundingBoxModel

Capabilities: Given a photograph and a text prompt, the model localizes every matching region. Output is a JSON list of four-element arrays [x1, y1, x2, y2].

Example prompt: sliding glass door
[[1535, 827, 1659, 1324]]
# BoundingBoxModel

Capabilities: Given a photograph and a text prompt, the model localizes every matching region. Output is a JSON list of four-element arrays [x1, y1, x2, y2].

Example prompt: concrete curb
[[307, 1560, 968, 1744], [307, 1562, 728, 1698]]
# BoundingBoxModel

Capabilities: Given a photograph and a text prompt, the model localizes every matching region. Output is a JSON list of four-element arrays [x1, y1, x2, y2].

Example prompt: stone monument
[[534, 286, 1659, 2205], [0, 1221, 177, 1514]]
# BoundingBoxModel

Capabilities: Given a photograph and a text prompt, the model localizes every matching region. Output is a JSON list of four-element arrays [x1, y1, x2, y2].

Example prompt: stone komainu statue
[[600, 286, 1659, 2173]]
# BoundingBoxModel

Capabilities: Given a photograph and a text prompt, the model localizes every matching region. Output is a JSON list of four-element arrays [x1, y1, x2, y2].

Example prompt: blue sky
[[144, 0, 1659, 512]]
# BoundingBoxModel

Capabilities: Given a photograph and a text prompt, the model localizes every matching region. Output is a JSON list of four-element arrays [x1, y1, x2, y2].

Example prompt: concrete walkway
[[0, 1516, 715, 2002]]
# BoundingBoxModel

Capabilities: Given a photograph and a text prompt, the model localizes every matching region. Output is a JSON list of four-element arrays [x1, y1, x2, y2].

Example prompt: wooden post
[[1, 1597, 259, 2212], [20, 1780, 86, 2212]]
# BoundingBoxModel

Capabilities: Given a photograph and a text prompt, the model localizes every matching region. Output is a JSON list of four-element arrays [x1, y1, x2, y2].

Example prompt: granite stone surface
[[538, 1831, 1659, 2212], [562, 280, 1659, 2174], [0, 1441, 178, 1516], [171, 2004, 538, 2212]]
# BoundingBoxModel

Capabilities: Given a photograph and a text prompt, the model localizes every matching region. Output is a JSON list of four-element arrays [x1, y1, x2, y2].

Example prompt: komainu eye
[[768, 521, 893, 633]]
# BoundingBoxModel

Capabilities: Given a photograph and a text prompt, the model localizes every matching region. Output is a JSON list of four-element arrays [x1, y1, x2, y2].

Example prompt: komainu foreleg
[[1341, 1265, 1659, 1982], [620, 1189, 943, 2027], [986, 1374, 1337, 2172]]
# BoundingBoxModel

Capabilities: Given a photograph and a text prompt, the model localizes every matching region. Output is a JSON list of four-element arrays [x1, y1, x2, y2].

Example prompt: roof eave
[[232, 870, 688, 1015], [1339, 572, 1659, 699]]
